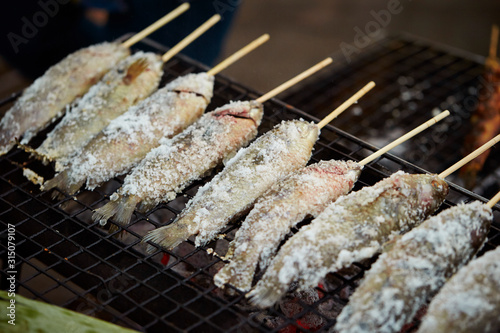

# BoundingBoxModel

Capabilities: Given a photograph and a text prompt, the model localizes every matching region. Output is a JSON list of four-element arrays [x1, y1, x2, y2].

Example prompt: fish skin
[[143, 120, 320, 252], [43, 73, 214, 195], [0, 42, 130, 156], [93, 100, 264, 229], [417, 245, 500, 333], [214, 160, 363, 292], [247, 172, 449, 309], [335, 201, 492, 333], [35, 51, 164, 165]]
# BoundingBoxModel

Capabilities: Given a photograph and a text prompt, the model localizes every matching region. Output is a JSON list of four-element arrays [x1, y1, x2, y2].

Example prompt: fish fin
[[246, 281, 285, 309], [142, 222, 193, 253], [123, 58, 149, 85], [42, 170, 84, 197], [114, 195, 140, 225], [92, 200, 120, 226], [108, 223, 121, 234], [92, 194, 139, 228]]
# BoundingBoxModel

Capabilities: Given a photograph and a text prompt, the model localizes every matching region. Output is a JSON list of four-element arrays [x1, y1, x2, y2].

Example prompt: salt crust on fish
[[0, 42, 129, 155], [247, 172, 448, 308], [335, 201, 492, 333], [61, 73, 214, 190], [37, 51, 163, 165]]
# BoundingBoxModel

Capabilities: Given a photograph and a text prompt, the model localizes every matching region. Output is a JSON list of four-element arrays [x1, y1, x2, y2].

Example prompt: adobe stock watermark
[[7, 0, 71, 54], [5, 224, 17, 326], [340, 0, 411, 63]]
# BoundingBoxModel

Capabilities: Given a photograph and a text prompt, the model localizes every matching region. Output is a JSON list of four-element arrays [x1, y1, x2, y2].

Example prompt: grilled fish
[[247, 171, 449, 308], [417, 245, 500, 333], [42, 73, 214, 195], [143, 120, 320, 251], [92, 100, 264, 228], [0, 42, 130, 155], [214, 160, 362, 292], [335, 201, 492, 333], [34, 51, 164, 166]]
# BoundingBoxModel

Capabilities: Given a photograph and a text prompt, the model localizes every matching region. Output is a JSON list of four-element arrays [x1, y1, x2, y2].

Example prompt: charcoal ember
[[279, 287, 325, 331]]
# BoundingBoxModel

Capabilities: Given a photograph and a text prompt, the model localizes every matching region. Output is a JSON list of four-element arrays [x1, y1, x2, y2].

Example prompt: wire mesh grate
[[0, 35, 499, 332]]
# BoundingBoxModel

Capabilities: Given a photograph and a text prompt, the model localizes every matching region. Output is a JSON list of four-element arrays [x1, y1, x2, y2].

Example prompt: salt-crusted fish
[[92, 100, 264, 228], [214, 160, 363, 292], [417, 245, 500, 333], [0, 42, 130, 155], [247, 171, 449, 308], [42, 73, 214, 195], [143, 119, 320, 251], [335, 201, 492, 333], [34, 51, 164, 165]]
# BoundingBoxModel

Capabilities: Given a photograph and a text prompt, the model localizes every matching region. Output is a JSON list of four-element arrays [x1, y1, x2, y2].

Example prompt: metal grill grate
[[1, 35, 499, 332]]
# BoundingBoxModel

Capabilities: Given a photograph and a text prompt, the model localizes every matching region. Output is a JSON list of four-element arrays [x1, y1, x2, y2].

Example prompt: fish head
[[289, 120, 320, 143], [397, 173, 449, 213]]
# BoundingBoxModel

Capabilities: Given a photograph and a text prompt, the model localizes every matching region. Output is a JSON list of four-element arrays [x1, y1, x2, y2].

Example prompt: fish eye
[[431, 179, 441, 189]]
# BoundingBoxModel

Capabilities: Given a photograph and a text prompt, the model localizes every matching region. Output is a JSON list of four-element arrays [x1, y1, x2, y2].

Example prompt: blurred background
[[221, 0, 500, 91], [1, 0, 499, 95]]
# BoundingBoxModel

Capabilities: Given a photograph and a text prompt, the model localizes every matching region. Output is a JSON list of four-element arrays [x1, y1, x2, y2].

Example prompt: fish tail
[[214, 260, 256, 292], [92, 194, 139, 227], [42, 170, 84, 197], [142, 222, 193, 253], [246, 279, 288, 309], [114, 195, 141, 225], [246, 260, 292, 308], [92, 200, 119, 226]]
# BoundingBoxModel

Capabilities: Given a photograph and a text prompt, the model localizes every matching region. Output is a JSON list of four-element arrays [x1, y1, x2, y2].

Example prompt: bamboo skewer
[[207, 34, 270, 75], [487, 190, 500, 208], [121, 3, 190, 48], [317, 81, 376, 129], [256, 58, 333, 103], [439, 134, 500, 179], [359, 110, 451, 165], [161, 14, 221, 63]]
